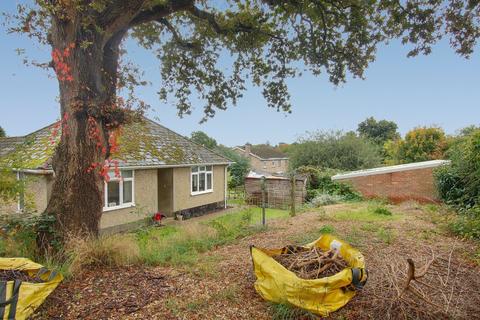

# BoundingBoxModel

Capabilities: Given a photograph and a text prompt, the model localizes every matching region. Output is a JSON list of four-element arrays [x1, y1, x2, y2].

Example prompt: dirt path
[[35, 203, 480, 319]]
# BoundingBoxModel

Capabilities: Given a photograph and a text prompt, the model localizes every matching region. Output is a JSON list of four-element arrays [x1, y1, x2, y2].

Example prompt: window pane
[[206, 165, 212, 171], [199, 166, 206, 172], [199, 172, 206, 191], [192, 166, 198, 173], [107, 181, 120, 207], [121, 170, 133, 178], [207, 173, 212, 190], [123, 180, 133, 203], [192, 174, 198, 192], [107, 171, 117, 180]]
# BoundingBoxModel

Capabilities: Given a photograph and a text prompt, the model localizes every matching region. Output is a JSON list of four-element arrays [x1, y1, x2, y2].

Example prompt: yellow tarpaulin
[[0, 257, 63, 320], [250, 234, 367, 316]]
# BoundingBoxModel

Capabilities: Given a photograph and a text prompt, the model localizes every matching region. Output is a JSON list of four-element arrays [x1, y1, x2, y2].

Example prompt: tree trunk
[[38, 17, 125, 250]]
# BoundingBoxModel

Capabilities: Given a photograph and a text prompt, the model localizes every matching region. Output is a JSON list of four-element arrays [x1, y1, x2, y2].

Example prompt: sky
[[1, 2, 479, 147]]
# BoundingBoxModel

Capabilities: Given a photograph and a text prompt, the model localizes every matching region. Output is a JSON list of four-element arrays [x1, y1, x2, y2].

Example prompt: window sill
[[103, 203, 135, 212], [191, 190, 213, 196]]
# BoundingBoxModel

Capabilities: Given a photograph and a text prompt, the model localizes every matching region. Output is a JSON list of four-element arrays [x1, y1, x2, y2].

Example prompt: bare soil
[[34, 203, 480, 319]]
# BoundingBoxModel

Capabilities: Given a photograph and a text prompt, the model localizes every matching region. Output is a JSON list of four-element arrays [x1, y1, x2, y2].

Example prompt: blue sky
[[1, 2, 479, 147]]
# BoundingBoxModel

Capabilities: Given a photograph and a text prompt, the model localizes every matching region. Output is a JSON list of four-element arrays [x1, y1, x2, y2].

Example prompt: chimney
[[245, 143, 252, 155]]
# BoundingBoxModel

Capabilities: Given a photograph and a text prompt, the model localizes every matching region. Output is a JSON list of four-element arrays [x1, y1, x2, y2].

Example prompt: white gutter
[[117, 162, 232, 170], [332, 160, 451, 180], [13, 169, 53, 175]]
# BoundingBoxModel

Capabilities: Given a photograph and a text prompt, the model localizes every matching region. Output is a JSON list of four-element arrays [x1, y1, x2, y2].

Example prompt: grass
[[268, 303, 316, 320], [344, 227, 363, 247], [289, 224, 336, 244], [136, 207, 288, 267], [332, 205, 400, 222], [227, 198, 246, 206], [1, 206, 289, 276], [375, 227, 395, 244]]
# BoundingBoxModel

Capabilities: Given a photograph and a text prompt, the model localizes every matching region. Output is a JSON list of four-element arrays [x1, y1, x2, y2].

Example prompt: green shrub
[[434, 129, 480, 240], [310, 193, 345, 206], [435, 129, 480, 209], [289, 130, 382, 171], [448, 207, 480, 240], [297, 165, 362, 202]]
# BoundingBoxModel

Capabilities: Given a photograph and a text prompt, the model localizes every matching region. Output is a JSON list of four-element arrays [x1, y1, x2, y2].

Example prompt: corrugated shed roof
[[331, 160, 451, 180], [0, 117, 230, 170]]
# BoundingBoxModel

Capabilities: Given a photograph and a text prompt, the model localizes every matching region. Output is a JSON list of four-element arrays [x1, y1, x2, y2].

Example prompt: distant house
[[0, 117, 231, 234], [234, 143, 288, 175], [332, 160, 450, 203]]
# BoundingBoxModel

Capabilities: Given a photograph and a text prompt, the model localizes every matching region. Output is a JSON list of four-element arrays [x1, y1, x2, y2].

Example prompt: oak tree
[[4, 0, 479, 245]]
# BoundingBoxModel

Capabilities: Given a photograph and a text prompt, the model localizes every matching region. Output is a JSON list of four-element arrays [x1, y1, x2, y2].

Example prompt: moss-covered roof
[[239, 144, 288, 159], [0, 117, 230, 170]]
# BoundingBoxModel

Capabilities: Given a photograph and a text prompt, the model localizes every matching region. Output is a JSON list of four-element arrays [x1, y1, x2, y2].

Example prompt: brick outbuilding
[[331, 160, 450, 203]]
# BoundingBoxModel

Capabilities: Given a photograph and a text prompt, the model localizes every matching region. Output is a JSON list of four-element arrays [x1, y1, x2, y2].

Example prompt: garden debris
[[273, 247, 348, 279], [33, 266, 173, 319], [0, 269, 44, 283], [360, 248, 480, 319]]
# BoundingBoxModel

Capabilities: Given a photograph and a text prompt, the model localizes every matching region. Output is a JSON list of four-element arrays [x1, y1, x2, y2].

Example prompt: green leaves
[[6, 0, 480, 122]]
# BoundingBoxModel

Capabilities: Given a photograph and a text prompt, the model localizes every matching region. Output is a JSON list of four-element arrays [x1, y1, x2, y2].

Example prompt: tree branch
[[156, 18, 199, 50], [188, 5, 283, 40], [129, 0, 193, 27]]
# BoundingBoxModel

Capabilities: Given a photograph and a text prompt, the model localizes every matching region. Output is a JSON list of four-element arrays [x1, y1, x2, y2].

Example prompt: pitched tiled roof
[[0, 117, 230, 170], [239, 144, 288, 159]]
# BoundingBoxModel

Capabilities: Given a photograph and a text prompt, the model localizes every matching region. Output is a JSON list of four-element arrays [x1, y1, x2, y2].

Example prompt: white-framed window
[[272, 161, 276, 166], [103, 170, 135, 211], [191, 165, 213, 195]]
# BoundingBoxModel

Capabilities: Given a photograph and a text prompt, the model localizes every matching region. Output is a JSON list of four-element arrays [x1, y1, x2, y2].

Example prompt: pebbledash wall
[[332, 160, 450, 203]]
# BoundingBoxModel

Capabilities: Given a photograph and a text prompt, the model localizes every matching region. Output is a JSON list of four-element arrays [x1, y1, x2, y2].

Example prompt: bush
[[435, 129, 480, 209], [385, 126, 448, 164], [0, 213, 57, 258], [215, 145, 250, 188], [310, 193, 345, 206], [434, 129, 480, 240], [297, 166, 362, 203], [449, 214, 480, 240], [289, 131, 382, 171]]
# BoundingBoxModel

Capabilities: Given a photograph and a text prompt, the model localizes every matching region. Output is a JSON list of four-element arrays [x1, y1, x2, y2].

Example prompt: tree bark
[[38, 16, 125, 249]]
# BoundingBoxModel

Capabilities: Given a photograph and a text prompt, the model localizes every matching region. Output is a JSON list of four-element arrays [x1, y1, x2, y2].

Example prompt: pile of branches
[[274, 247, 347, 279], [362, 248, 480, 319], [0, 269, 44, 283]]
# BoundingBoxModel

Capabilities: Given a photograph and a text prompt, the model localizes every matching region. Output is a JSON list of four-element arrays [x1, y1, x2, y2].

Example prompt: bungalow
[[0, 117, 231, 234]]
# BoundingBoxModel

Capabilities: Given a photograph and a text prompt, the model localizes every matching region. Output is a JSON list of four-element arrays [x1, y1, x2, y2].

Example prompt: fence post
[[290, 174, 296, 217], [261, 176, 266, 226]]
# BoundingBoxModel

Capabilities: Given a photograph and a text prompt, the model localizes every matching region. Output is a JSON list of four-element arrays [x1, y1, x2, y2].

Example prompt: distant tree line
[[287, 117, 457, 171]]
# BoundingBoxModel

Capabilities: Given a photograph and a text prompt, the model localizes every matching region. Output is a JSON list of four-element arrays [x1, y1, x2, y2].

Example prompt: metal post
[[261, 176, 266, 226]]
